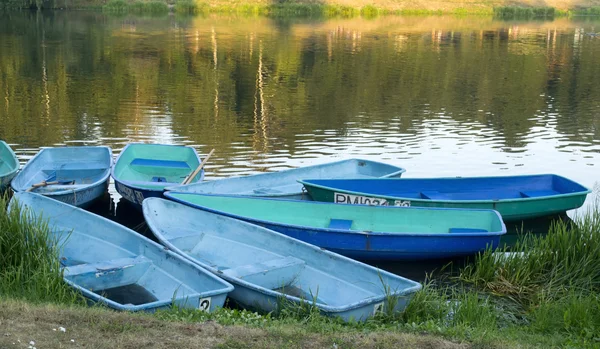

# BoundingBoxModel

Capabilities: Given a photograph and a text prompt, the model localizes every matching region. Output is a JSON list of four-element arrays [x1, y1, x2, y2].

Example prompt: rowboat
[[164, 193, 506, 260], [112, 143, 204, 207], [9, 192, 233, 313], [0, 141, 19, 191], [142, 198, 422, 322], [10, 146, 112, 208], [299, 174, 591, 221], [165, 158, 406, 200]]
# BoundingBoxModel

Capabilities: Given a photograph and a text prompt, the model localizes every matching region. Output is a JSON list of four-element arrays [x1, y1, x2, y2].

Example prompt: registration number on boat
[[334, 193, 410, 207]]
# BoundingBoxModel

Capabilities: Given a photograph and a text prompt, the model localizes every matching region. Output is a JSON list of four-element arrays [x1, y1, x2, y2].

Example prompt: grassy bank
[[3, 0, 600, 18], [1, 192, 600, 348]]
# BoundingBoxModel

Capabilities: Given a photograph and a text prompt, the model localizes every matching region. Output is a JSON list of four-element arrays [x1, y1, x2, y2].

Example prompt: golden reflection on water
[[0, 13, 598, 210]]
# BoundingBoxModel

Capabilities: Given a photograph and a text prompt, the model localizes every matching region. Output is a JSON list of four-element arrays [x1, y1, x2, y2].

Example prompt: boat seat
[[449, 228, 488, 234], [63, 256, 153, 293], [221, 256, 305, 290], [130, 158, 191, 169], [519, 190, 560, 198], [328, 219, 353, 230], [62, 256, 150, 277]]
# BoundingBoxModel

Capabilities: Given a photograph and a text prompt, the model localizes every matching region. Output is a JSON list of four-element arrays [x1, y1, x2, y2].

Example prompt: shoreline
[[2, 0, 600, 17]]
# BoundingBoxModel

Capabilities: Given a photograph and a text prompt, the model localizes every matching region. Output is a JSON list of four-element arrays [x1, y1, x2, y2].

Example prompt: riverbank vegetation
[[1, 191, 600, 348], [3, 0, 600, 19]]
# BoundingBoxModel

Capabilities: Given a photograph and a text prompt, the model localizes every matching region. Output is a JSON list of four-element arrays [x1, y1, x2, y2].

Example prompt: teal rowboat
[[164, 193, 507, 260], [112, 143, 205, 207], [299, 174, 591, 221], [0, 141, 19, 191]]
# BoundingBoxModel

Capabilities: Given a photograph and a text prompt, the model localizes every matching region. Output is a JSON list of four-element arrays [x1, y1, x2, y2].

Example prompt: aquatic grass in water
[[0, 193, 81, 304]]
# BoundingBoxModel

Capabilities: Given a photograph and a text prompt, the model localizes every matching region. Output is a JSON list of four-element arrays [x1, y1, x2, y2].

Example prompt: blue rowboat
[[142, 198, 422, 322], [164, 193, 507, 261], [112, 143, 204, 208], [11, 146, 112, 208], [299, 174, 592, 221], [165, 158, 406, 200], [9, 192, 233, 313], [0, 141, 19, 191]]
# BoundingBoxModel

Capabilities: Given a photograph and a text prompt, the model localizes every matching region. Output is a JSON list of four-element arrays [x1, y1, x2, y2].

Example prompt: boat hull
[[165, 158, 406, 200], [143, 198, 422, 322], [165, 193, 506, 261], [10, 146, 112, 208], [300, 175, 591, 221], [0, 141, 19, 191], [9, 192, 233, 313]]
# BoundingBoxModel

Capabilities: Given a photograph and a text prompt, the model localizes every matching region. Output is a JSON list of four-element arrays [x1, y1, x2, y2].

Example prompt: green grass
[[173, 0, 198, 14], [459, 205, 600, 302], [0, 193, 82, 304], [1, 189, 600, 348], [103, 0, 169, 14], [570, 6, 600, 16], [493, 6, 557, 19]]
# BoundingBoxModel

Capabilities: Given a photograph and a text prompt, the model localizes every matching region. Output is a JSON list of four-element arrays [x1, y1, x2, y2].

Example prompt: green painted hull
[[303, 184, 589, 222]]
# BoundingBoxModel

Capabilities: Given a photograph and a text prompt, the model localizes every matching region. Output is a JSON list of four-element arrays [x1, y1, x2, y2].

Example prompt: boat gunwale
[[10, 146, 113, 196], [163, 158, 407, 193], [164, 192, 507, 238], [10, 192, 235, 310], [0, 141, 19, 183], [142, 198, 423, 314], [112, 143, 204, 193], [297, 174, 592, 205]]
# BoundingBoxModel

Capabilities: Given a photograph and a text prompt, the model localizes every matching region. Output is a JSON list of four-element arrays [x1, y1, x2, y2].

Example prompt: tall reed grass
[[460, 205, 600, 301], [0, 193, 81, 304]]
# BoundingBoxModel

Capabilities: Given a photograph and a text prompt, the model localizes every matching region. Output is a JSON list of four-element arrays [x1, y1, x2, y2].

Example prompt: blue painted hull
[[143, 198, 422, 322], [11, 146, 113, 208], [165, 158, 406, 200], [10, 192, 233, 313], [164, 193, 506, 261], [238, 222, 502, 261], [300, 174, 592, 221]]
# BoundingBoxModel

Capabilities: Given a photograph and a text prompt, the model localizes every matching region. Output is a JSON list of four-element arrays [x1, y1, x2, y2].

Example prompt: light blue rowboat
[[165, 158, 406, 200], [9, 192, 234, 313], [112, 143, 205, 208], [11, 146, 112, 208], [143, 198, 422, 322], [0, 141, 19, 191]]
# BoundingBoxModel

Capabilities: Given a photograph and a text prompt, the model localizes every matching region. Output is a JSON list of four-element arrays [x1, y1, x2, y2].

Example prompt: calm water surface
[[0, 12, 599, 241]]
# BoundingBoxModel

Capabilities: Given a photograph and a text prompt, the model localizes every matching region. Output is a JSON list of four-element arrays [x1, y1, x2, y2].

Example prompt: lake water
[[1, 11, 598, 242]]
